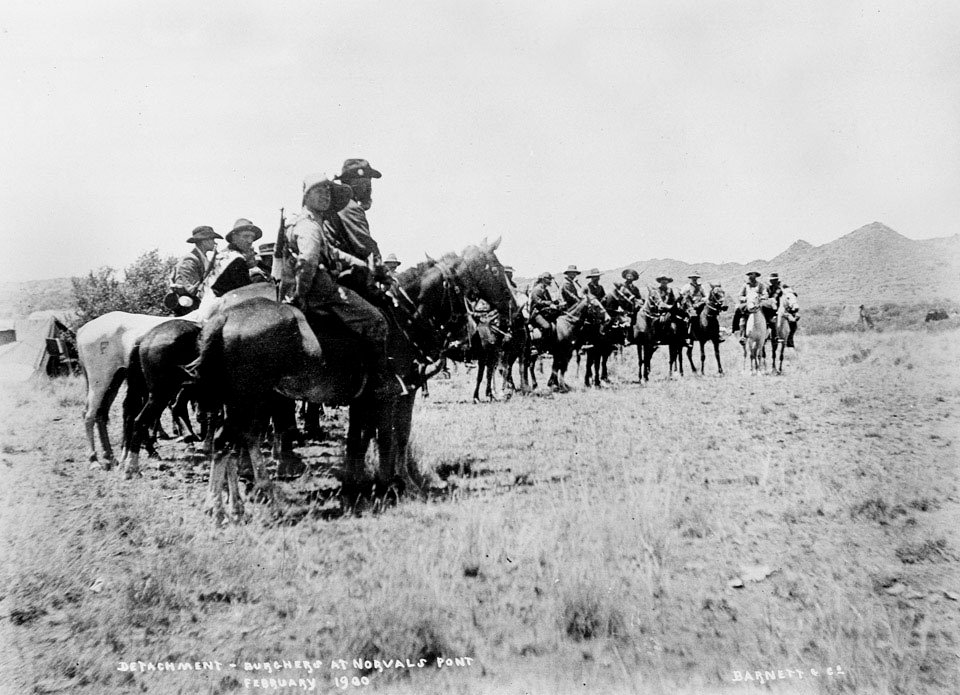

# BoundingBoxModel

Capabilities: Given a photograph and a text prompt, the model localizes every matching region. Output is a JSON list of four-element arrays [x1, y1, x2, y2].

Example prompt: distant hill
[[595, 222, 960, 307]]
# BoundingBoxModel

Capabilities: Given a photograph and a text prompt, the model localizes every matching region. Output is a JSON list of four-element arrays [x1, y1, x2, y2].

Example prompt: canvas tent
[[0, 315, 76, 383]]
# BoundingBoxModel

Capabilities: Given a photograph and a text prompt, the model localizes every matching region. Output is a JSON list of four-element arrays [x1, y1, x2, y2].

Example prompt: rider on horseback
[[584, 268, 606, 301], [679, 272, 707, 347], [529, 272, 562, 341], [646, 276, 678, 320], [732, 271, 767, 345], [560, 265, 583, 309], [284, 173, 404, 398]]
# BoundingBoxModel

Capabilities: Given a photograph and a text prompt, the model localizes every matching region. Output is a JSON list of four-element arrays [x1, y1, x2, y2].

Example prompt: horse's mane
[[394, 251, 461, 285]]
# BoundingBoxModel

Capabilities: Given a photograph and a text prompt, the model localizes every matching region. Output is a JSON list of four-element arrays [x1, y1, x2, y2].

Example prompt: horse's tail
[[121, 342, 146, 452], [186, 312, 228, 414]]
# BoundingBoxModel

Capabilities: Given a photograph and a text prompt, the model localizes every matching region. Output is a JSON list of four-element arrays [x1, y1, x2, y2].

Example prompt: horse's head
[[456, 237, 517, 319], [780, 287, 799, 313], [744, 285, 763, 312], [584, 293, 610, 325], [708, 284, 728, 311]]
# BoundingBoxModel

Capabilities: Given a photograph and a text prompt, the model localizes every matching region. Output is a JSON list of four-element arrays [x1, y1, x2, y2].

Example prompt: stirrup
[[395, 374, 410, 396]]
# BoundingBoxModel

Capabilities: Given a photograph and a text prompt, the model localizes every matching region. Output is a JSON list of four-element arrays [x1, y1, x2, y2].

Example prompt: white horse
[[77, 312, 179, 466], [742, 286, 768, 374], [772, 286, 800, 372], [77, 283, 276, 468]]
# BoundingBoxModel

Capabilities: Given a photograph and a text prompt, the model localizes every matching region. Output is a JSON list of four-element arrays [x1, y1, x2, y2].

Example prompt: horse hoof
[[472, 397, 480, 405]]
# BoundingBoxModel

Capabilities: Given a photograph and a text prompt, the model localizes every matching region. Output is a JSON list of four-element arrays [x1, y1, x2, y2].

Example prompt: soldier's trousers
[[301, 269, 388, 347], [530, 314, 551, 331]]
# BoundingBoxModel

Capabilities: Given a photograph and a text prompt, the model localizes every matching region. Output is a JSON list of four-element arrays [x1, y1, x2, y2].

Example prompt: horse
[[77, 312, 178, 467], [190, 239, 515, 522], [771, 286, 800, 373], [742, 286, 768, 374], [499, 290, 531, 394], [527, 294, 608, 393], [684, 285, 728, 376], [582, 296, 627, 388], [634, 299, 687, 382], [454, 301, 508, 403], [121, 319, 203, 477]]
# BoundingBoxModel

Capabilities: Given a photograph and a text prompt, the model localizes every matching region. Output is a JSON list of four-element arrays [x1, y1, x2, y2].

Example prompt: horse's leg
[[345, 399, 375, 486], [686, 343, 697, 374], [713, 339, 723, 375], [123, 392, 170, 479], [379, 393, 418, 491], [485, 350, 498, 400], [472, 357, 484, 403], [584, 350, 592, 387]]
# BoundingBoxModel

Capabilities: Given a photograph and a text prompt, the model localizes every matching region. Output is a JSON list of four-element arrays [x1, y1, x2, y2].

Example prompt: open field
[[1, 327, 959, 694]]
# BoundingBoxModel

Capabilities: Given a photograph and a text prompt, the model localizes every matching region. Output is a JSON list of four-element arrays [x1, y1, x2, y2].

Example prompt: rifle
[[271, 207, 285, 282]]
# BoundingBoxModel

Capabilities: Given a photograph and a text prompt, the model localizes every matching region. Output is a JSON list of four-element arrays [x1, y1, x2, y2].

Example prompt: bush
[[71, 249, 176, 326]]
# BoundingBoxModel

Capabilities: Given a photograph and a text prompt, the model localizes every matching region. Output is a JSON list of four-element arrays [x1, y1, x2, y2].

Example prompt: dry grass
[[1, 328, 958, 694]]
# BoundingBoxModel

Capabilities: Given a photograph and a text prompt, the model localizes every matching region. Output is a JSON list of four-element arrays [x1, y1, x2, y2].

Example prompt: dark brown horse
[[582, 295, 629, 388], [683, 285, 728, 376], [191, 240, 515, 521], [527, 294, 608, 393], [634, 302, 688, 382]]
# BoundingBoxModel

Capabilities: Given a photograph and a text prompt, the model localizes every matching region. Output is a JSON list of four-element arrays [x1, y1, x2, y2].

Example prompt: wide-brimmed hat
[[258, 242, 275, 256], [768, 272, 780, 282], [563, 265, 581, 275], [746, 271, 761, 278], [337, 158, 382, 180], [688, 272, 701, 279], [383, 253, 401, 267], [585, 268, 601, 278], [186, 225, 222, 244], [302, 173, 354, 212], [656, 275, 673, 283], [503, 265, 514, 274], [225, 218, 263, 244], [621, 269, 639, 282], [538, 271, 554, 281]]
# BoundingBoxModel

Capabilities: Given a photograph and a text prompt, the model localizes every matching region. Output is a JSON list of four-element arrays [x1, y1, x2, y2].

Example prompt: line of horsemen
[[166, 157, 798, 398], [509, 265, 799, 352]]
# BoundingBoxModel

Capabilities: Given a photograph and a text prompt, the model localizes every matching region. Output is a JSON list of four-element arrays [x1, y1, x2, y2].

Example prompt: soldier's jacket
[[619, 283, 643, 310], [336, 199, 381, 263], [679, 282, 707, 314], [765, 283, 783, 308], [646, 286, 678, 314], [529, 283, 558, 319], [170, 247, 210, 298], [585, 281, 606, 301], [560, 276, 582, 308], [737, 281, 768, 304], [282, 207, 366, 300]]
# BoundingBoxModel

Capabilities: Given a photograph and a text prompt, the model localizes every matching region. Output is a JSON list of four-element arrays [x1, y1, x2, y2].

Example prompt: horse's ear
[[425, 252, 435, 263], [489, 235, 501, 252]]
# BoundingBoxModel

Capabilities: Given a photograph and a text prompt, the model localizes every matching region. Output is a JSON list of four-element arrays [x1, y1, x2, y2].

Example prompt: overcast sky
[[2, 0, 958, 282]]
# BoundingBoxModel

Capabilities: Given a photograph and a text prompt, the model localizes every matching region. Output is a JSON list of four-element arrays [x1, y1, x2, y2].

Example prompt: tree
[[122, 249, 176, 316], [72, 267, 128, 327], [71, 249, 177, 326]]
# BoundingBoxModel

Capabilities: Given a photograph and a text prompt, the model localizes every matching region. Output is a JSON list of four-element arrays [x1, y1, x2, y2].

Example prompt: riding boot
[[739, 325, 746, 346], [371, 349, 408, 399], [787, 321, 797, 348]]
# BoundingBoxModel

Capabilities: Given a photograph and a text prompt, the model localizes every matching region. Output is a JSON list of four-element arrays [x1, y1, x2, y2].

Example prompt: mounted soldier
[[560, 265, 583, 309], [763, 272, 783, 332], [207, 218, 263, 297], [166, 226, 221, 315], [282, 173, 404, 397], [334, 158, 383, 263], [679, 272, 707, 346], [529, 271, 562, 341], [646, 275, 678, 321], [584, 268, 605, 301], [732, 271, 767, 344], [619, 269, 644, 314]]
